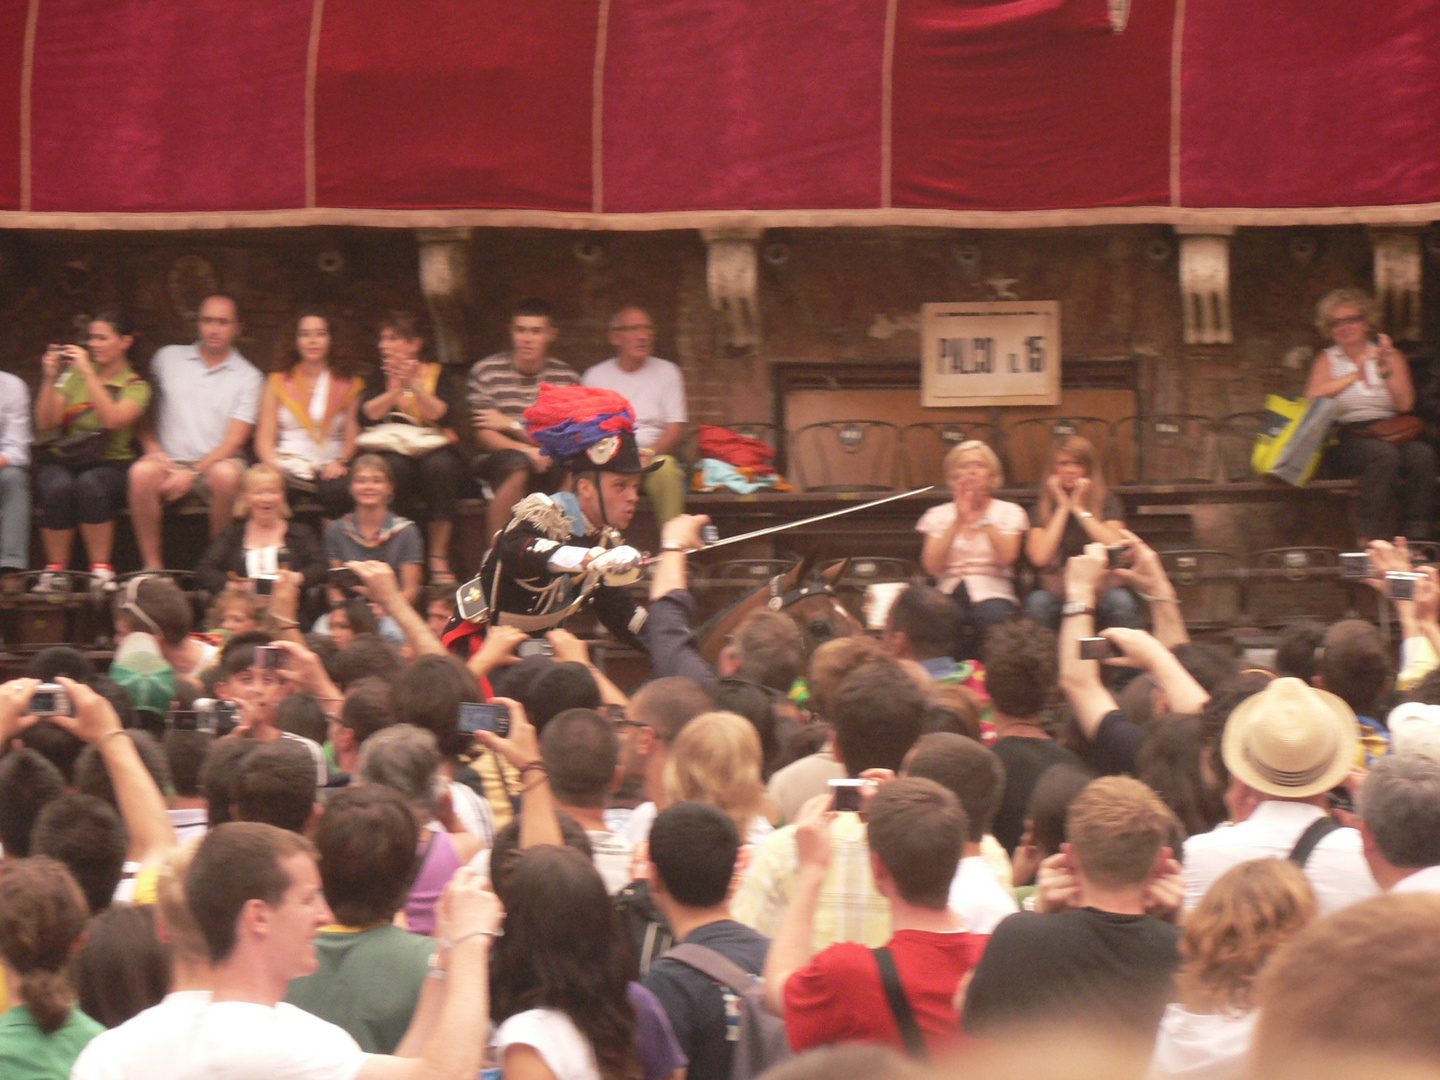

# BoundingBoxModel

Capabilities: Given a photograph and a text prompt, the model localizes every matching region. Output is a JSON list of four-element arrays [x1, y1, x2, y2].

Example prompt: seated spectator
[[1359, 750, 1440, 894], [361, 311, 467, 584], [324, 453, 423, 606], [983, 619, 1087, 855], [1150, 858, 1316, 1079], [33, 311, 150, 590], [1251, 892, 1440, 1072], [641, 802, 772, 1080], [490, 844, 685, 1080], [765, 778, 983, 1057], [1182, 678, 1377, 914], [0, 857, 103, 1078], [765, 637, 888, 824], [663, 711, 775, 844], [356, 724, 481, 935], [233, 738, 321, 834], [285, 785, 435, 1053], [902, 733, 1017, 934], [582, 305, 689, 526], [70, 904, 171, 1029], [735, 659, 926, 949], [542, 708, 635, 894], [0, 363, 30, 586], [128, 295, 261, 570], [72, 822, 504, 1080], [468, 298, 580, 548], [195, 463, 327, 600], [1023, 436, 1140, 631], [254, 309, 362, 520], [917, 440, 1026, 659], [882, 584, 964, 680], [0, 749, 65, 863], [963, 776, 1182, 1042]]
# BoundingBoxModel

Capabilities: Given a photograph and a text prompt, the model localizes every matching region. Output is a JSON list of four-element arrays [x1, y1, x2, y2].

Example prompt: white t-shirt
[[450, 780, 496, 847], [72, 992, 368, 1080], [495, 1008, 601, 1080], [1149, 1004, 1256, 1078], [580, 357, 688, 449], [948, 854, 1019, 935], [586, 829, 636, 895]]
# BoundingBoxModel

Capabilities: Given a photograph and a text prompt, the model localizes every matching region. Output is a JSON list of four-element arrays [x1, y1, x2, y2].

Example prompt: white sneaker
[[34, 571, 69, 594], [89, 566, 116, 593]]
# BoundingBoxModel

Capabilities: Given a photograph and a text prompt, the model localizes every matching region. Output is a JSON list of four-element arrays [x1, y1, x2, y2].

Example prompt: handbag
[[1348, 413, 1425, 445], [355, 422, 452, 457], [1251, 395, 1339, 487], [41, 427, 109, 467]]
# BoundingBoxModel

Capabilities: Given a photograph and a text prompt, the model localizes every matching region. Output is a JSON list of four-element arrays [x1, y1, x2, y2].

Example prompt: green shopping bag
[[1251, 394, 1340, 486]]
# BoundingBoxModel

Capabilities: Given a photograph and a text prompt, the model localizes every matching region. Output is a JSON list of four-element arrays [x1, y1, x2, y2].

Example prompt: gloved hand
[[588, 545, 643, 585]]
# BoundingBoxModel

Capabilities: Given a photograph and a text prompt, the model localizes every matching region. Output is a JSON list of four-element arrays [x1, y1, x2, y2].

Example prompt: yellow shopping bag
[[1251, 395, 1339, 486]]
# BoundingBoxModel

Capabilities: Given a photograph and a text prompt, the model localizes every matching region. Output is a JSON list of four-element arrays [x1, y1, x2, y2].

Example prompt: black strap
[[1289, 816, 1342, 867], [873, 947, 927, 1060]]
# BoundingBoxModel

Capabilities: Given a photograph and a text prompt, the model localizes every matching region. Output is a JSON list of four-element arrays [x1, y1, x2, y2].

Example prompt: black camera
[[516, 638, 555, 660], [457, 702, 511, 737]]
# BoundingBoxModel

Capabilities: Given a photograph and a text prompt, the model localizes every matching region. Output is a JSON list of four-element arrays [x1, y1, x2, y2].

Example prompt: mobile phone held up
[[458, 702, 511, 737], [1079, 636, 1121, 661]]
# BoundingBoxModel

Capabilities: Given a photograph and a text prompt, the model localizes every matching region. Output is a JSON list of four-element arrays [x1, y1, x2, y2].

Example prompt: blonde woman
[[917, 440, 1027, 656], [196, 463, 326, 596], [1151, 859, 1317, 1078], [1023, 435, 1140, 629], [662, 711, 776, 844], [1304, 287, 1432, 541]]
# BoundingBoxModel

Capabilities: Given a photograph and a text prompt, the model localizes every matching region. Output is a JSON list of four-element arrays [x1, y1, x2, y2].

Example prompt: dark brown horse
[[697, 548, 864, 667]]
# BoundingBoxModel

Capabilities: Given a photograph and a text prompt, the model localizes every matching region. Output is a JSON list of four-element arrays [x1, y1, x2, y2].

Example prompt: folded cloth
[[694, 458, 781, 494], [697, 424, 775, 470]]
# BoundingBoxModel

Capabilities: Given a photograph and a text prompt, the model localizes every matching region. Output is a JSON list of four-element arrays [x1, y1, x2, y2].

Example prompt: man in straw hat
[[1182, 676, 1378, 914], [447, 384, 661, 656]]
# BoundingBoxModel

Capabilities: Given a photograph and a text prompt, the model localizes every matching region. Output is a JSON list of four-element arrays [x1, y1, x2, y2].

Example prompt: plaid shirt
[[732, 811, 892, 950]]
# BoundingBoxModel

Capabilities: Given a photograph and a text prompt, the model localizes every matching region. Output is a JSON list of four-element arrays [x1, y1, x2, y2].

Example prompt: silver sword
[[691, 486, 937, 552]]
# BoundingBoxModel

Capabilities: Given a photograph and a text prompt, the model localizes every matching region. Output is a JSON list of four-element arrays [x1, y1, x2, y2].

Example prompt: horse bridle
[[765, 573, 834, 612]]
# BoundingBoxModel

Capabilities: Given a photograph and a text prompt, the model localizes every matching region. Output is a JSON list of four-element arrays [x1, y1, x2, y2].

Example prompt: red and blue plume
[[524, 384, 636, 461]]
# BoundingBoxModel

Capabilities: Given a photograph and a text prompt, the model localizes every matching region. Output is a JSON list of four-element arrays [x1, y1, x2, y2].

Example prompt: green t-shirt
[[55, 364, 152, 461], [284, 923, 436, 1054], [0, 1004, 104, 1080]]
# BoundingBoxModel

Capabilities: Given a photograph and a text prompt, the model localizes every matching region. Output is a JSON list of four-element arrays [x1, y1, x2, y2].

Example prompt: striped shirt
[[466, 353, 579, 423]]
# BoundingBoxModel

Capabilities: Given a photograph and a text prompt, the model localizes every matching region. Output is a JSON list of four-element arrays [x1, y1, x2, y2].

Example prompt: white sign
[[920, 301, 1061, 407]]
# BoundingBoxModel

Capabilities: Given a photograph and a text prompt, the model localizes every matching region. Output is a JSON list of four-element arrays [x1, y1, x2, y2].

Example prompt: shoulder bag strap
[[1289, 816, 1342, 867], [663, 942, 756, 994], [873, 947, 927, 1060]]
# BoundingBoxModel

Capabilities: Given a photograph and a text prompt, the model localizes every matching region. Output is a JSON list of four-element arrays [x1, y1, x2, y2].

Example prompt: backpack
[[662, 942, 792, 1080], [613, 879, 675, 976]]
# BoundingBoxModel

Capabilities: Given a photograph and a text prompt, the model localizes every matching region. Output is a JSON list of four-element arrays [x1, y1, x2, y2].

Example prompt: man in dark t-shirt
[[964, 776, 1182, 1041], [983, 620, 1089, 854], [643, 803, 770, 1080]]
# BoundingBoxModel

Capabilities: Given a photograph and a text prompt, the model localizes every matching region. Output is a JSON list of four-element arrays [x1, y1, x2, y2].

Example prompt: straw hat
[[1222, 677, 1359, 798]]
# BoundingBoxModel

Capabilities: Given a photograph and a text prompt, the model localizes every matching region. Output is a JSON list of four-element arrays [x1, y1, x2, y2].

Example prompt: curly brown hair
[[1177, 858, 1316, 1014]]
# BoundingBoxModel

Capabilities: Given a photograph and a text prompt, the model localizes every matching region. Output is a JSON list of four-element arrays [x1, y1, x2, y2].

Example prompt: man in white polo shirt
[[128, 295, 262, 569], [580, 305, 688, 526]]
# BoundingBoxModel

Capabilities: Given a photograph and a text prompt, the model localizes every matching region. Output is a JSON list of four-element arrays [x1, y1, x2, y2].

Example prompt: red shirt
[[783, 929, 987, 1055]]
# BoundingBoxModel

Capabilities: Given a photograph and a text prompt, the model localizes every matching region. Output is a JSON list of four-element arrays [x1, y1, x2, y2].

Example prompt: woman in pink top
[[916, 440, 1027, 658]]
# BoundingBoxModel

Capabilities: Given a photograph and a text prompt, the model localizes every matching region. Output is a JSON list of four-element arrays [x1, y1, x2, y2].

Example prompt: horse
[[696, 546, 865, 668]]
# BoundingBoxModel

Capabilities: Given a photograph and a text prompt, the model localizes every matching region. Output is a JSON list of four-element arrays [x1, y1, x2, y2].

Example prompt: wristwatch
[[1060, 600, 1095, 618], [660, 539, 689, 552]]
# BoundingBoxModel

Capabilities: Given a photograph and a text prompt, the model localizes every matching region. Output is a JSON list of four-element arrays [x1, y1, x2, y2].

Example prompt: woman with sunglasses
[[1305, 288, 1433, 542]]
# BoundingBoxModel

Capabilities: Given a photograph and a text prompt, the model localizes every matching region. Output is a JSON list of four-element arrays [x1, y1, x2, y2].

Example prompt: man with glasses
[[581, 306, 688, 526]]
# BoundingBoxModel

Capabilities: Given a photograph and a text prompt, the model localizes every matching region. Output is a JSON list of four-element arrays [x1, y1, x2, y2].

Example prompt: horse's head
[[697, 552, 863, 667]]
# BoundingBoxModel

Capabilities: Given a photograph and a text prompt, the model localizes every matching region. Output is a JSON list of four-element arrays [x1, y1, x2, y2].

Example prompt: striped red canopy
[[1, 0, 1436, 229]]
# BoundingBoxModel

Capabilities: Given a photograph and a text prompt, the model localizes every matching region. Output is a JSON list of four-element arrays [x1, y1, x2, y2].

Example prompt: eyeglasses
[[612, 324, 654, 333], [1328, 315, 1366, 328]]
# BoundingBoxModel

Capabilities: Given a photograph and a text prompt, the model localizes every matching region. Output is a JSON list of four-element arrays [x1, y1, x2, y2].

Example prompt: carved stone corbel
[[415, 227, 474, 367], [1176, 227, 1234, 345], [1368, 228, 1423, 341], [700, 228, 763, 350]]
